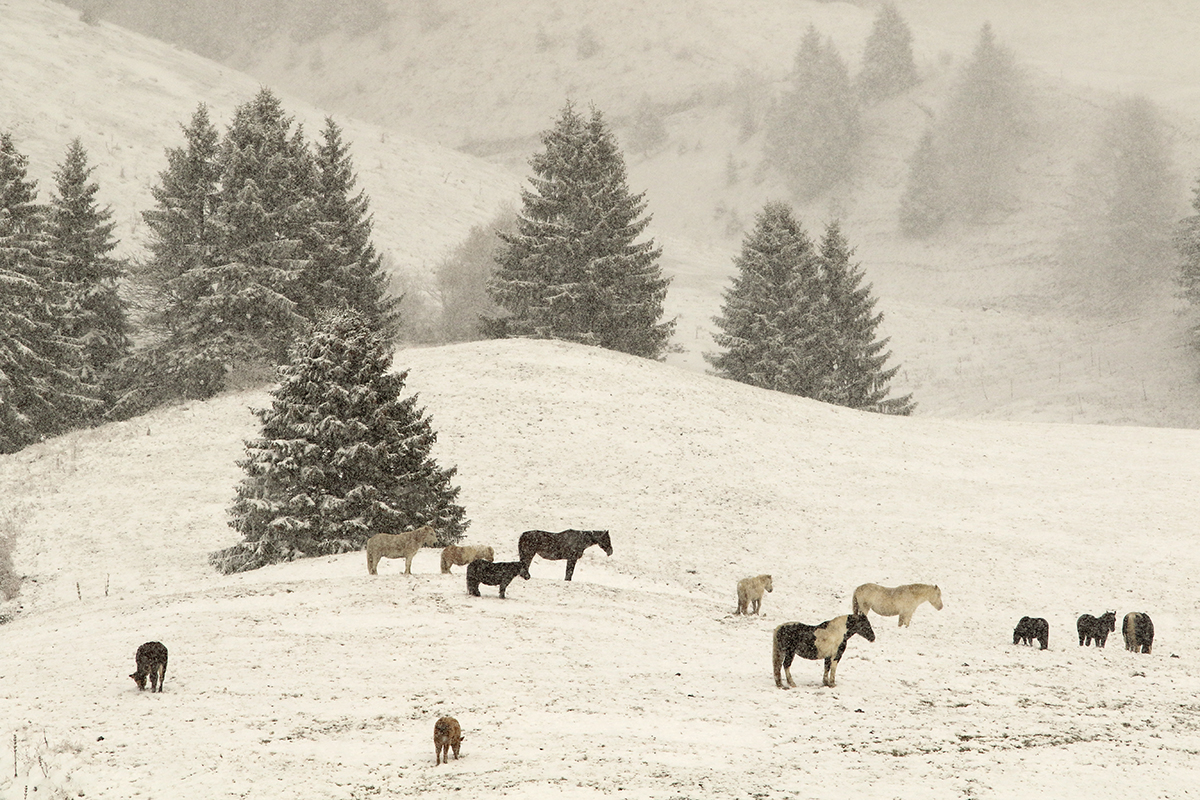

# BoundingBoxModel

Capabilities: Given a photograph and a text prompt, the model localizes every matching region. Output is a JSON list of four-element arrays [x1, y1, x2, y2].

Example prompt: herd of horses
[[127, 523, 1162, 764], [364, 525, 614, 595]]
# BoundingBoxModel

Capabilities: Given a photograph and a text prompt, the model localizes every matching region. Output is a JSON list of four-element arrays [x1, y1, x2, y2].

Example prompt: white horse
[[852, 583, 943, 627], [366, 525, 437, 575]]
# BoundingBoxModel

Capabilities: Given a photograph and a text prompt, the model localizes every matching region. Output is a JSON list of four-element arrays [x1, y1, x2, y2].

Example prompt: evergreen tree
[[46, 138, 129, 382], [437, 206, 514, 342], [857, 2, 919, 103], [898, 129, 948, 238], [764, 26, 862, 201], [485, 102, 674, 359], [706, 202, 827, 395], [941, 23, 1027, 221], [174, 89, 312, 374], [214, 310, 468, 574], [1061, 94, 1179, 309], [817, 222, 914, 414], [306, 117, 397, 336], [141, 103, 221, 294], [0, 134, 93, 451], [1178, 172, 1200, 321], [708, 204, 913, 413]]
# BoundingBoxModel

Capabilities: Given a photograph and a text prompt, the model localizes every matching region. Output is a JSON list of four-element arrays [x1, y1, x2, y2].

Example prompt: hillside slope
[[2, 340, 1199, 798], [0, 0, 519, 273]]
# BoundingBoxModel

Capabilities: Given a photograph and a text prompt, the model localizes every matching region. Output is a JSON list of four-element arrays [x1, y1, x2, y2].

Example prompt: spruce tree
[[0, 134, 93, 451], [306, 117, 397, 336], [214, 310, 468, 574], [141, 103, 221, 294], [175, 89, 312, 373], [46, 138, 129, 382], [857, 2, 919, 103], [706, 202, 826, 395], [941, 23, 1027, 221], [898, 129, 948, 238], [485, 102, 674, 359], [708, 204, 914, 413], [1178, 173, 1200, 326], [764, 26, 862, 201], [817, 222, 914, 414]]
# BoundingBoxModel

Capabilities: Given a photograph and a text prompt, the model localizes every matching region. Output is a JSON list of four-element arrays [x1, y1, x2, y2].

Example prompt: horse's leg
[[824, 657, 837, 688], [898, 610, 911, 627], [564, 558, 577, 581], [367, 550, 378, 575], [467, 573, 480, 597], [405, 552, 414, 575], [499, 576, 510, 599]]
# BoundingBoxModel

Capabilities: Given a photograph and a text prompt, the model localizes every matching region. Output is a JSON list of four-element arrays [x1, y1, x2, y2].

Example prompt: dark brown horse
[[1077, 611, 1116, 647], [518, 529, 612, 581]]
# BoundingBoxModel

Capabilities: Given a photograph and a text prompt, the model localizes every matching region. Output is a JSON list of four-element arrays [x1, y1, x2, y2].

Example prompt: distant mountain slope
[[14, 0, 1200, 425], [0, 0, 519, 272]]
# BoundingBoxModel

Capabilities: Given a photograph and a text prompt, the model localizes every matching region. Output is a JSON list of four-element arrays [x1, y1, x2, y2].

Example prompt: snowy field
[[2, 340, 1199, 799]]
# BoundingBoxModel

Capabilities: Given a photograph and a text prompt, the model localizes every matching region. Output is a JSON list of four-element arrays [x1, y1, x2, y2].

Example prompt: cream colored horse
[[366, 525, 437, 575], [852, 583, 943, 627], [441, 545, 495, 574], [736, 574, 773, 615]]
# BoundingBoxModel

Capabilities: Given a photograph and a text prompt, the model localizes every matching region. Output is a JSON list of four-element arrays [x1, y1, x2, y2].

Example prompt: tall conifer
[[485, 102, 674, 359], [765, 26, 861, 201], [307, 117, 397, 336], [817, 222, 914, 414], [46, 138, 129, 381], [214, 310, 467, 574], [0, 134, 93, 451], [858, 2, 919, 103]]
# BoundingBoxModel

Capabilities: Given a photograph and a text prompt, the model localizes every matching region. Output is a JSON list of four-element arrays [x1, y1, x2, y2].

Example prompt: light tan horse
[[441, 545, 495, 574], [736, 574, 773, 615], [852, 583, 943, 627], [366, 525, 437, 575]]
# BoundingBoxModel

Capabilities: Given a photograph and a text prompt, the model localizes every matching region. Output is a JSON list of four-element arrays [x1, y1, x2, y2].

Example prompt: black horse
[[130, 641, 168, 692], [518, 529, 612, 581], [1123, 612, 1154, 654], [466, 559, 530, 599], [1013, 616, 1049, 650], [1077, 611, 1116, 647], [772, 614, 875, 689]]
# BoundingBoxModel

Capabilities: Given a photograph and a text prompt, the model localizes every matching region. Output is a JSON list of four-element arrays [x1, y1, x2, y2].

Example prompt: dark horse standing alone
[[1077, 611, 1117, 647], [518, 529, 612, 581], [1013, 616, 1049, 650]]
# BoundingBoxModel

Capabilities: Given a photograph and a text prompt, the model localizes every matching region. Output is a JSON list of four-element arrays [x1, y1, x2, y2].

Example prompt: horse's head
[[1102, 610, 1116, 631], [765, 575, 773, 593], [848, 613, 876, 642], [519, 561, 531, 580], [593, 530, 612, 556], [931, 585, 943, 610]]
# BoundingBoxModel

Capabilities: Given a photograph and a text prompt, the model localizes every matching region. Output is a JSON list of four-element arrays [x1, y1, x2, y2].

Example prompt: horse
[[466, 559, 530, 599], [441, 545, 495, 574], [517, 529, 612, 581], [1123, 612, 1154, 654], [736, 575, 773, 615], [1013, 616, 1049, 650], [434, 716, 462, 765], [366, 525, 436, 575], [772, 614, 875, 689], [130, 641, 168, 693], [1076, 611, 1116, 647], [852, 583, 943, 627]]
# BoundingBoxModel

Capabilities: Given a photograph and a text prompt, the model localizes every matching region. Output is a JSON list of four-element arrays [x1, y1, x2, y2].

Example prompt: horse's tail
[[440, 547, 453, 574], [771, 626, 784, 686]]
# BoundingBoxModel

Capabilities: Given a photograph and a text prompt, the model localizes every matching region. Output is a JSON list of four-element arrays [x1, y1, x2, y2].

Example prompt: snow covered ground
[[2, 339, 1198, 799]]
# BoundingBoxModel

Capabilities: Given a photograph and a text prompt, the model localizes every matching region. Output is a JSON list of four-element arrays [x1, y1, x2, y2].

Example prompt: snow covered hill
[[2, 339, 1198, 798]]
